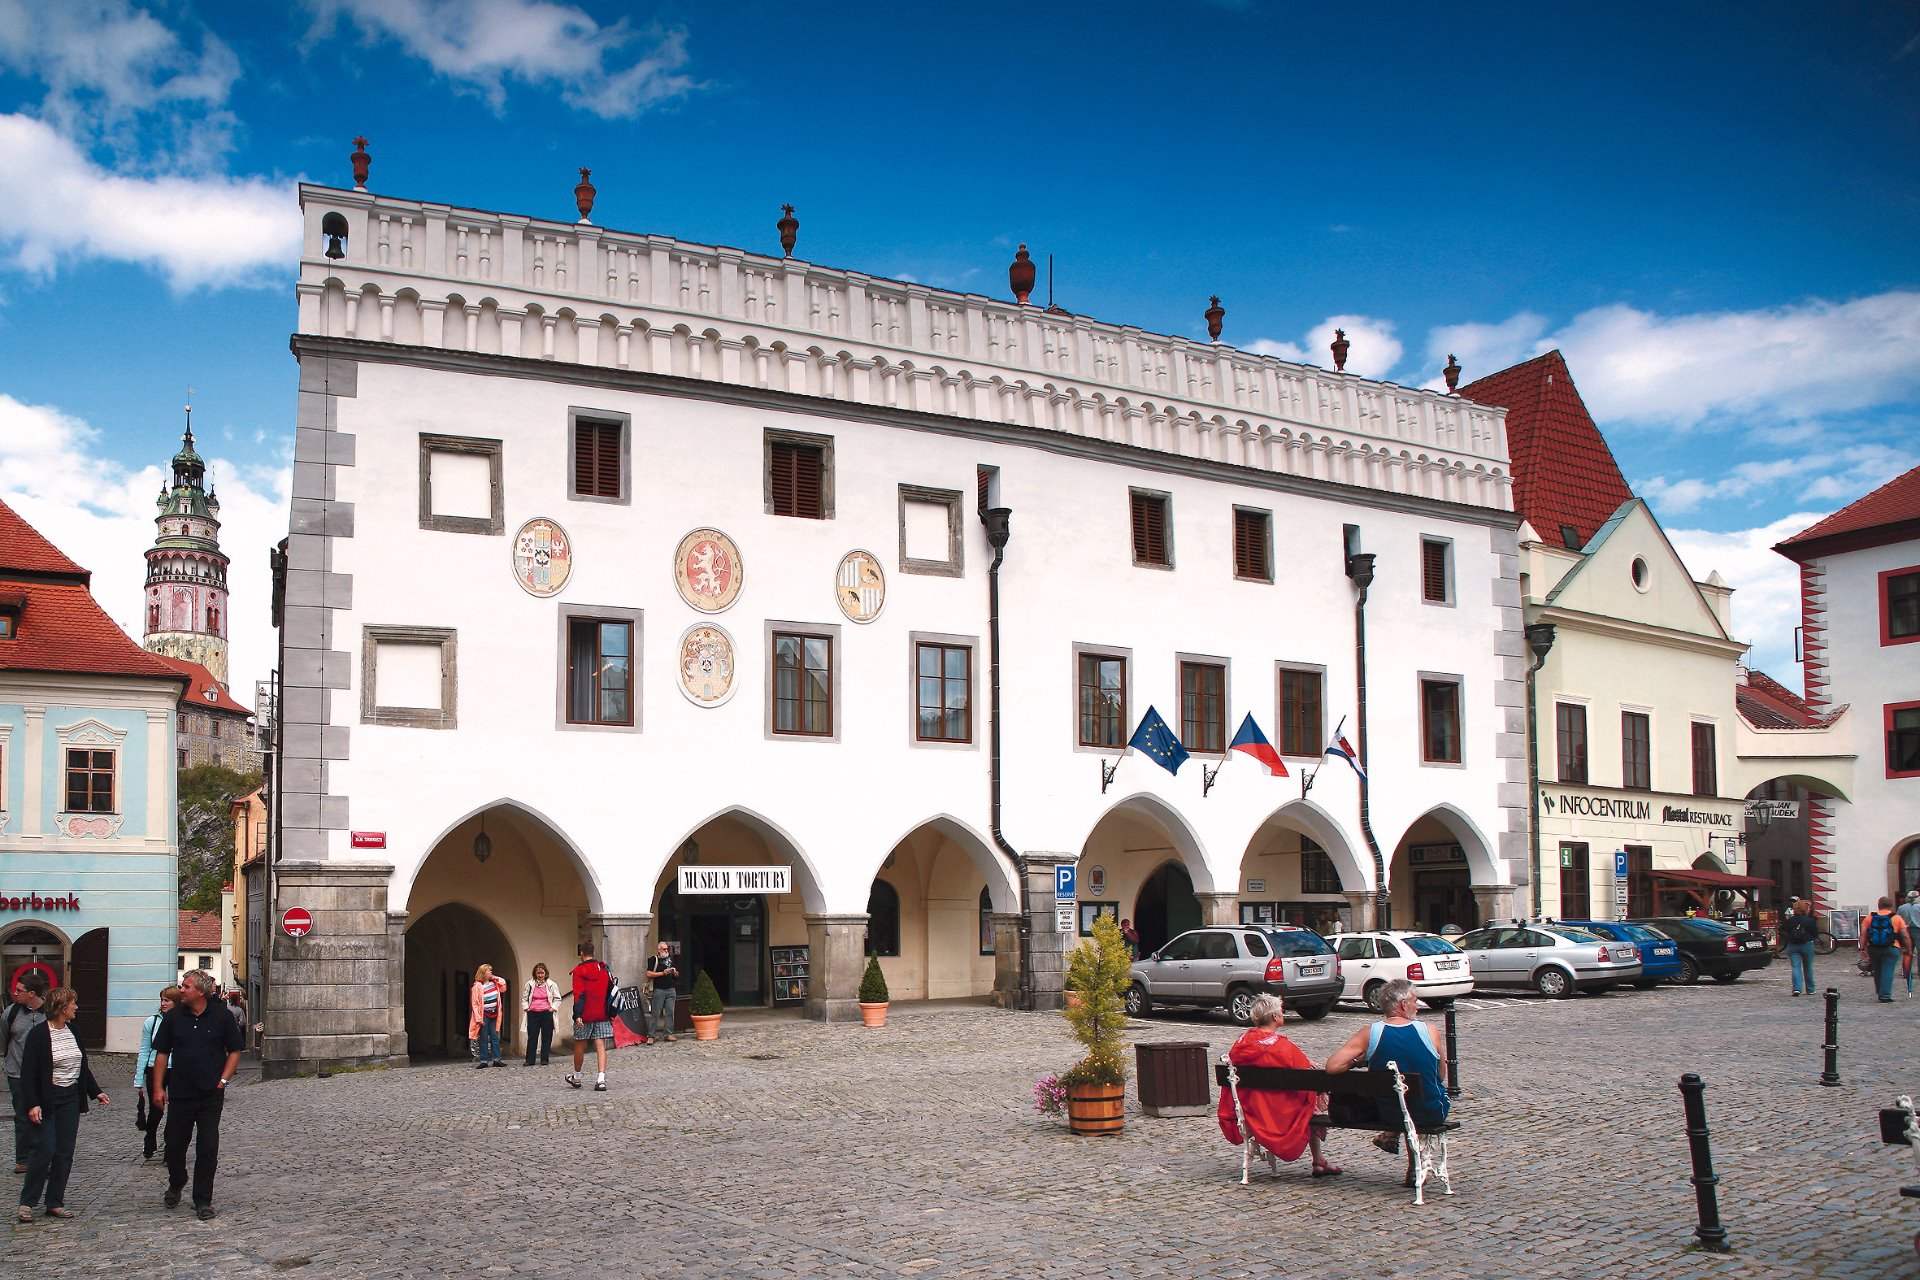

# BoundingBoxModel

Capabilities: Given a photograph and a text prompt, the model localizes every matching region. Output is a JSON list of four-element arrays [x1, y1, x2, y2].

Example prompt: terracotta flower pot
[[858, 1001, 888, 1028], [689, 1013, 722, 1041], [1065, 1081, 1125, 1135]]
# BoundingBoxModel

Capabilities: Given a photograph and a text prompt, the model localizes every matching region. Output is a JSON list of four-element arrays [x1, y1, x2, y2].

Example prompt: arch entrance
[[404, 903, 511, 1059], [1387, 808, 1502, 934], [863, 817, 1012, 1003], [1080, 798, 1211, 957], [1134, 863, 1201, 955]]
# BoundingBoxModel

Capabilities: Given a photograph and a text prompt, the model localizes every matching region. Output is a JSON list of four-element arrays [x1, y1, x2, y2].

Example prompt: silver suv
[[1124, 925, 1342, 1024]]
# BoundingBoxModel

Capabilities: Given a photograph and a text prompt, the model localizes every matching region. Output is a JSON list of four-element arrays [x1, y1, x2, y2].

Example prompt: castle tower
[[143, 408, 231, 684]]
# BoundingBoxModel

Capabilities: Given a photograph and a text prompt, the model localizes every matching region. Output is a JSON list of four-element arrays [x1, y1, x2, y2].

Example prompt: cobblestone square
[[8, 955, 1916, 1279]]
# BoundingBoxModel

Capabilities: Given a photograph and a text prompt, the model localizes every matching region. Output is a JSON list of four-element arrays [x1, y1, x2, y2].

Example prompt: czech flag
[[1324, 734, 1367, 781], [1229, 714, 1288, 776]]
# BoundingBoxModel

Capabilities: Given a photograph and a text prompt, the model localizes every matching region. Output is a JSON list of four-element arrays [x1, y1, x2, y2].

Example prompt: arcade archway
[[864, 816, 1011, 1002], [404, 902, 512, 1059], [1079, 797, 1212, 958]]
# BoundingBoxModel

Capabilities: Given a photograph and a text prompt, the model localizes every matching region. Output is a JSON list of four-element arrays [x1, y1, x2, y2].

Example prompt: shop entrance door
[[1413, 870, 1475, 933], [2, 925, 66, 994], [69, 929, 108, 1049], [663, 888, 765, 1006], [1134, 863, 1202, 956]]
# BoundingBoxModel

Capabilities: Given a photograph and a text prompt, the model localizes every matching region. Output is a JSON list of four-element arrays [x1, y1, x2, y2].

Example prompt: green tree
[[177, 765, 260, 912], [1059, 914, 1133, 1087]]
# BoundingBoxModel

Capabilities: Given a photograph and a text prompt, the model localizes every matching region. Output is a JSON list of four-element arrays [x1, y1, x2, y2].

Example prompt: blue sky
[[2, 0, 1917, 698]]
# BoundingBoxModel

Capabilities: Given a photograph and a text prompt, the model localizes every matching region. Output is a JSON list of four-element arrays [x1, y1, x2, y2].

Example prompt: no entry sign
[[282, 907, 313, 938]]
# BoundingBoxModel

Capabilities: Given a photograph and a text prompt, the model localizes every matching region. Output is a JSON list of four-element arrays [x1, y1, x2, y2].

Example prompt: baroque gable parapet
[[296, 184, 1513, 512]]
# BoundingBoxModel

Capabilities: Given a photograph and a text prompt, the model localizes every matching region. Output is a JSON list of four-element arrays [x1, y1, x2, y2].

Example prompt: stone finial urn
[[1330, 328, 1350, 372], [1443, 354, 1462, 392], [574, 168, 596, 223], [1205, 295, 1225, 342], [778, 203, 799, 257], [350, 136, 371, 191], [1009, 244, 1036, 305]]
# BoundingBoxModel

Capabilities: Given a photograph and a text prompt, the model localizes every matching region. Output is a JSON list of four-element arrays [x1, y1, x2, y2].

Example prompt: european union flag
[[1129, 706, 1190, 775]]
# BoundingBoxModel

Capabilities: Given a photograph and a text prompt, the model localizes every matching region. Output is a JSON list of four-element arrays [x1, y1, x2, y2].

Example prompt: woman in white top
[[133, 985, 179, 1161], [17, 987, 108, 1221], [523, 963, 561, 1067]]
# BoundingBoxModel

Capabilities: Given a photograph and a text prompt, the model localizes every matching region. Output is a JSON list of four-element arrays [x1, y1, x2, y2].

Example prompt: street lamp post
[[1525, 622, 1557, 921]]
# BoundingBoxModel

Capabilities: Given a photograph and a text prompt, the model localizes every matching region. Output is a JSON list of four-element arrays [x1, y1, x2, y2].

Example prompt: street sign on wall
[[282, 907, 313, 938], [1056, 864, 1076, 901]]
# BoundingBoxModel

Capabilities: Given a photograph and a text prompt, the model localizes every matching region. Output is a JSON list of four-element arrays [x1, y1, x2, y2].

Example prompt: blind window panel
[[1130, 493, 1169, 565]]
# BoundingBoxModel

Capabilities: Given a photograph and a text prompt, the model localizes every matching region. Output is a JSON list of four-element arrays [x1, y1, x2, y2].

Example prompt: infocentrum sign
[[1542, 788, 1740, 828]]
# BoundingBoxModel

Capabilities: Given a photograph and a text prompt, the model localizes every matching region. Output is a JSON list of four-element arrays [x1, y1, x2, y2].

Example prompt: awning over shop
[[1649, 869, 1776, 889]]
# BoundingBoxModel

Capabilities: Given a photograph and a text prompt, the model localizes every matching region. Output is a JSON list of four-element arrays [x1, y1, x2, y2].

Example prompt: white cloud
[[1666, 513, 1825, 685], [1422, 312, 1549, 390], [1250, 314, 1404, 380], [307, 0, 697, 117], [0, 113, 298, 290], [1640, 459, 1801, 514], [0, 0, 240, 166], [0, 394, 288, 699]]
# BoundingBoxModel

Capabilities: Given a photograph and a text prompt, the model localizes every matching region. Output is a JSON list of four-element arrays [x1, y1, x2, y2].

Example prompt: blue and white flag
[[1324, 733, 1367, 781]]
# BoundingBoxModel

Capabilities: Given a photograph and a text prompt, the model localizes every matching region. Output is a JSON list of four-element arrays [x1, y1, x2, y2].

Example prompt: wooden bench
[[1215, 1060, 1461, 1204]]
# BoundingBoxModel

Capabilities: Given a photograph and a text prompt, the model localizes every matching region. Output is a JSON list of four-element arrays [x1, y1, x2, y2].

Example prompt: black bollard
[[1819, 987, 1840, 1087], [1678, 1073, 1731, 1253], [1444, 1005, 1461, 1098]]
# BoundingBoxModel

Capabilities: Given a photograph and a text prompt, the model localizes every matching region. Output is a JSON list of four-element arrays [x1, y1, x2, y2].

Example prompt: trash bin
[[1135, 1040, 1211, 1117]]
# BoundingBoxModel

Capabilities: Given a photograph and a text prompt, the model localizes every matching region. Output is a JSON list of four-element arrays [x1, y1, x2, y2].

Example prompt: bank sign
[[1543, 789, 1739, 828], [678, 866, 791, 895]]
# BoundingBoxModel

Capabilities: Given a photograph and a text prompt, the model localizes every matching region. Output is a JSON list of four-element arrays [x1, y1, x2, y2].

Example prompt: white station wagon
[[1328, 930, 1475, 1009]]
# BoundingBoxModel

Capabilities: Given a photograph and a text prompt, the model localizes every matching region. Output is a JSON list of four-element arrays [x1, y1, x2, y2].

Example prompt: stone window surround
[[906, 630, 979, 751], [1072, 641, 1133, 755], [765, 619, 842, 743], [897, 484, 965, 577], [554, 603, 645, 734], [569, 406, 632, 506], [764, 427, 836, 520], [360, 624, 458, 730], [1417, 670, 1466, 769], [56, 718, 125, 818], [417, 432, 505, 535]]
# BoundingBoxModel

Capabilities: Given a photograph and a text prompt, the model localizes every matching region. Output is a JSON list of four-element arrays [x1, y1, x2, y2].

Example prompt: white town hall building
[[264, 158, 1526, 1074]]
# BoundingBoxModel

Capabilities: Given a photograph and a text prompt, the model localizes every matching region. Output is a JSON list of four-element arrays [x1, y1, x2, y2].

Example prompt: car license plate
[[1743, 941, 1762, 950], [1436, 960, 1460, 970], [1655, 946, 1675, 956], [1297, 963, 1326, 976]]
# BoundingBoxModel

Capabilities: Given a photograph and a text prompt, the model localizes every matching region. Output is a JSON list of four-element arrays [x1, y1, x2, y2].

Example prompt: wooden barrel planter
[[1066, 1082, 1126, 1135]]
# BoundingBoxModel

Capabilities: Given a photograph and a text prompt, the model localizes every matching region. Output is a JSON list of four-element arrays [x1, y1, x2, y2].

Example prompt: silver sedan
[[1451, 924, 1642, 997]]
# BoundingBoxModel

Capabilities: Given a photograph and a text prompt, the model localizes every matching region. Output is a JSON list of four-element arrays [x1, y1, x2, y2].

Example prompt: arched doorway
[[866, 817, 1012, 1002], [2, 924, 66, 994], [1135, 863, 1201, 955], [1387, 808, 1501, 934], [404, 903, 513, 1059], [1897, 838, 1920, 900]]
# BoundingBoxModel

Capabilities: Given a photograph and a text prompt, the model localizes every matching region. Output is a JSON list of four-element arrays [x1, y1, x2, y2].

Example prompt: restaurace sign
[[1543, 789, 1739, 828]]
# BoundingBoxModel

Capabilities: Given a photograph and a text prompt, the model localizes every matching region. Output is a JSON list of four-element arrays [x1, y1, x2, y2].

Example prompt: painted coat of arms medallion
[[674, 528, 743, 613], [677, 623, 738, 707], [512, 517, 572, 597], [835, 549, 885, 623]]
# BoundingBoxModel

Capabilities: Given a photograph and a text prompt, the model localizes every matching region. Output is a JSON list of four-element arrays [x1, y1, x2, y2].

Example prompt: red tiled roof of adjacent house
[[0, 497, 89, 579], [149, 652, 252, 716], [1774, 463, 1920, 559], [1736, 668, 1837, 729], [1457, 350, 1635, 550], [178, 910, 223, 951]]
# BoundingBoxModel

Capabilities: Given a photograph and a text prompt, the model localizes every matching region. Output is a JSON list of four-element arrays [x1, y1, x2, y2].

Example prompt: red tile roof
[[177, 910, 223, 951], [1736, 668, 1837, 730], [1774, 463, 1920, 560], [1457, 350, 1635, 549], [0, 500, 187, 684], [0, 497, 89, 579], [149, 653, 252, 716]]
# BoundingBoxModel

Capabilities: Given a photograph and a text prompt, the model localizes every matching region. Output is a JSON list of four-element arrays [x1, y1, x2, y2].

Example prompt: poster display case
[[771, 945, 809, 1005]]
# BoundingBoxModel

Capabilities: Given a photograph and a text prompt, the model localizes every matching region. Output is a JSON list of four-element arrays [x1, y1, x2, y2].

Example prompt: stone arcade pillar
[[589, 914, 652, 993], [991, 913, 1024, 1007], [260, 860, 395, 1079], [805, 914, 871, 1022], [1021, 853, 1075, 1013], [385, 911, 408, 1064], [1199, 892, 1241, 926], [1472, 884, 1519, 929], [1343, 891, 1379, 932]]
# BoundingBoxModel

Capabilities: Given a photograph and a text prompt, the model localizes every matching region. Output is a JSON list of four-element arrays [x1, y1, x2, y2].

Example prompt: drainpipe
[[1345, 552, 1389, 927], [982, 505, 1033, 1011], [1524, 623, 1558, 922]]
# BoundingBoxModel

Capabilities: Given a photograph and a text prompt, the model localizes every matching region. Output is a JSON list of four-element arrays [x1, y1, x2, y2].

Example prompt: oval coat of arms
[[511, 517, 573, 597], [674, 528, 743, 614], [835, 549, 885, 623], [678, 623, 738, 707]]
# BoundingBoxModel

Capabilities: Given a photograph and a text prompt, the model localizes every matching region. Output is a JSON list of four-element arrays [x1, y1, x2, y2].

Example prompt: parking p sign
[[1056, 864, 1076, 902]]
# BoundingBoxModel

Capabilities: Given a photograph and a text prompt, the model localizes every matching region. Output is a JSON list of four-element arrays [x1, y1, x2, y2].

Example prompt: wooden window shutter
[[1131, 493, 1167, 565], [1234, 510, 1268, 579], [1421, 540, 1448, 602], [574, 422, 620, 498]]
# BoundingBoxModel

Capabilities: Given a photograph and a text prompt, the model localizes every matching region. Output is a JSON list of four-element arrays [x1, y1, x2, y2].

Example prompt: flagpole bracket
[[1202, 762, 1221, 798], [1100, 757, 1119, 793]]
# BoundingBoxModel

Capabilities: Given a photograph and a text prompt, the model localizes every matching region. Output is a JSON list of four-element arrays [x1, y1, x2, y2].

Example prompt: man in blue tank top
[[1325, 977, 1449, 1152]]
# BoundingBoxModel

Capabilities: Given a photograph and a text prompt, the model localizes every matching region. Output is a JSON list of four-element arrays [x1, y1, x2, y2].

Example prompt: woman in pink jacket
[[469, 964, 507, 1068]]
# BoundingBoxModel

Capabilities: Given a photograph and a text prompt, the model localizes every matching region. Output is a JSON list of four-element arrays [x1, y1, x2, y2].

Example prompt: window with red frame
[[1887, 702, 1920, 778], [1884, 567, 1920, 644]]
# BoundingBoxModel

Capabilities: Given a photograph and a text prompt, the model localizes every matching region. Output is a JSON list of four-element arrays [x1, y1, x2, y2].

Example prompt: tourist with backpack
[[566, 940, 615, 1091], [1780, 899, 1819, 997], [1863, 898, 1910, 1003], [4, 973, 49, 1175]]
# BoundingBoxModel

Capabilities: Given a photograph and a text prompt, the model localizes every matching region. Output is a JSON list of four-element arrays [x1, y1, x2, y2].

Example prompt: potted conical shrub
[[858, 955, 890, 1027], [688, 970, 723, 1040], [1059, 914, 1132, 1135]]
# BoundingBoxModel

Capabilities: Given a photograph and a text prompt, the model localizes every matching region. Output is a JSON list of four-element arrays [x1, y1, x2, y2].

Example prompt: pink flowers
[[1033, 1074, 1066, 1116]]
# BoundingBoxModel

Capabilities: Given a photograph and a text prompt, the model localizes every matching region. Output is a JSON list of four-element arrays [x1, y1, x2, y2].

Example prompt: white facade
[[267, 181, 1526, 1071]]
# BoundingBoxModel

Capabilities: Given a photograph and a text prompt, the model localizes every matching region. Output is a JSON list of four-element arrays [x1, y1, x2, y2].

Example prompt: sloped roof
[[149, 652, 252, 716], [1736, 668, 1837, 729], [1457, 350, 1635, 550], [178, 910, 223, 951], [1775, 463, 1920, 560], [0, 497, 89, 580]]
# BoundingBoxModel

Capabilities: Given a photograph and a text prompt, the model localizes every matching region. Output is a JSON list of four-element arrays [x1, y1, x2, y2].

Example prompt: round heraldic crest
[[835, 550, 885, 623], [677, 622, 738, 707], [673, 528, 743, 614], [511, 517, 573, 597]]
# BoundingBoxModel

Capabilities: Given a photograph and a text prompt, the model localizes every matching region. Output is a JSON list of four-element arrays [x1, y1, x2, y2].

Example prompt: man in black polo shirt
[[151, 969, 243, 1220]]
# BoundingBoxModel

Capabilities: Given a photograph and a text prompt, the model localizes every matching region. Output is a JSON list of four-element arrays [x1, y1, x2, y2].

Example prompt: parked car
[[1557, 919, 1682, 987], [1125, 924, 1342, 1023], [1328, 931, 1475, 1009], [1630, 916, 1774, 983], [1450, 923, 1643, 997]]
